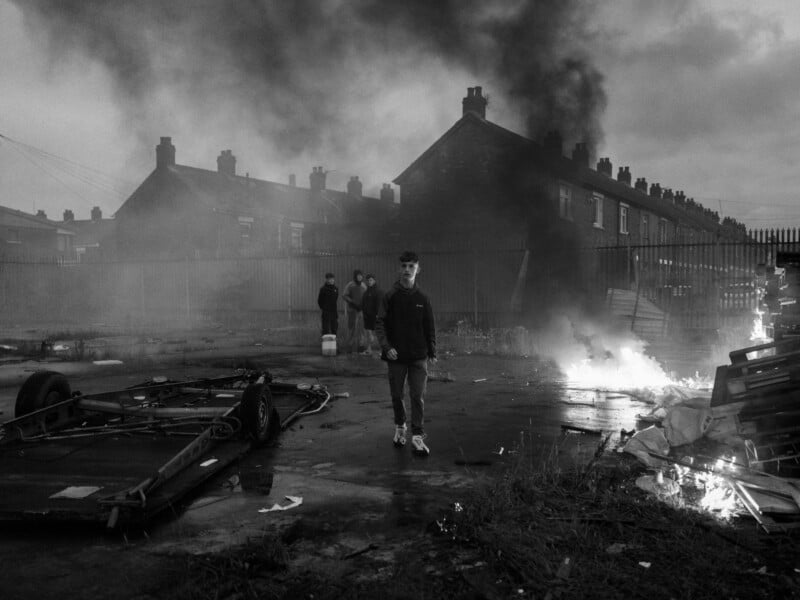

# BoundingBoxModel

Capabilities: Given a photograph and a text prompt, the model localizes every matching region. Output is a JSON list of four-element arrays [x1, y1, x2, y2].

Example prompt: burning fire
[[750, 308, 767, 341], [673, 457, 741, 520], [564, 345, 672, 391]]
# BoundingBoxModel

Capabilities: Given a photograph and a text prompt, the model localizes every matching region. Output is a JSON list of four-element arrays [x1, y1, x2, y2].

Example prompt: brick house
[[0, 205, 74, 262], [114, 138, 396, 259], [390, 87, 747, 309], [393, 86, 738, 251]]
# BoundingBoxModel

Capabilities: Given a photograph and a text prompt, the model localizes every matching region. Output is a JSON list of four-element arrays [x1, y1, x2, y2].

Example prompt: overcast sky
[[1, 0, 800, 230]]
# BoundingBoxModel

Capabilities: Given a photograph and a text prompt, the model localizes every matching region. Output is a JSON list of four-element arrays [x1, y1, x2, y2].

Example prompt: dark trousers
[[321, 311, 338, 335], [388, 359, 428, 435]]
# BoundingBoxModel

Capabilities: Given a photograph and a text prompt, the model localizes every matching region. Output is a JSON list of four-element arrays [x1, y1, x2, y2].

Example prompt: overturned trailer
[[0, 369, 329, 529]]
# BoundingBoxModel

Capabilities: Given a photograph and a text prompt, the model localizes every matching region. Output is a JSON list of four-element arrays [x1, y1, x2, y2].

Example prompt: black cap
[[325, 272, 334, 278]]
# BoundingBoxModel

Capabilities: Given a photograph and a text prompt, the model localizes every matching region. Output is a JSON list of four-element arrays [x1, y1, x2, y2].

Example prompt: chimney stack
[[617, 166, 631, 185], [156, 137, 176, 169], [289, 174, 296, 187], [571, 142, 589, 167], [216, 149, 236, 176], [596, 157, 612, 176], [63, 209, 74, 222], [380, 183, 395, 203], [462, 86, 488, 119], [36, 209, 47, 219], [347, 176, 363, 199], [309, 166, 326, 192], [635, 177, 648, 193], [662, 188, 674, 202], [675, 191, 686, 206], [649, 183, 662, 199], [543, 130, 563, 157], [91, 206, 102, 221]]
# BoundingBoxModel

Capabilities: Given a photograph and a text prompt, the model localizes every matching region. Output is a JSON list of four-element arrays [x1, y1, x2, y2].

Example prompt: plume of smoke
[[14, 0, 607, 184]]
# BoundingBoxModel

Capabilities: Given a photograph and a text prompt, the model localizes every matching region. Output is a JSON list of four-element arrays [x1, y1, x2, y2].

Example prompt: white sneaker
[[411, 434, 430, 456], [393, 425, 407, 447]]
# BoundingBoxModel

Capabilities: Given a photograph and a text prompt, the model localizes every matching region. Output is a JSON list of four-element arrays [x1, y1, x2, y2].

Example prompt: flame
[[750, 308, 767, 341], [673, 458, 741, 520], [564, 345, 672, 391]]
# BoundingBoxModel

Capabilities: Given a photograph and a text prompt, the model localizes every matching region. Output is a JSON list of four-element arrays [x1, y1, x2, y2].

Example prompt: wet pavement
[[0, 346, 653, 599]]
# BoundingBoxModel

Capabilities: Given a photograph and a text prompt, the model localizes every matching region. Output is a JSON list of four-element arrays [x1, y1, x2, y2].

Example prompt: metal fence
[[588, 228, 800, 333], [0, 248, 529, 331]]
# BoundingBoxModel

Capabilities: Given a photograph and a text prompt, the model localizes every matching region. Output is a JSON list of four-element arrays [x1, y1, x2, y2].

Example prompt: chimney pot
[[635, 177, 648, 193], [63, 209, 74, 222], [36, 209, 47, 219], [91, 206, 102, 221], [617, 166, 631, 185], [380, 183, 395, 203], [571, 142, 589, 167], [217, 149, 236, 176], [462, 86, 487, 118], [649, 183, 662, 198], [347, 175, 363, 199], [310, 166, 326, 192], [156, 137, 176, 169], [597, 157, 612, 176]]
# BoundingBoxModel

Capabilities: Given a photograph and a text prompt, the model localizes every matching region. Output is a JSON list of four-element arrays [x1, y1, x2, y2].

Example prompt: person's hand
[[386, 348, 398, 360]]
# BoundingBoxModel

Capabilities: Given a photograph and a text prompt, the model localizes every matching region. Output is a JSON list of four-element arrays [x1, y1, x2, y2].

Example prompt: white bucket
[[321, 334, 337, 356]]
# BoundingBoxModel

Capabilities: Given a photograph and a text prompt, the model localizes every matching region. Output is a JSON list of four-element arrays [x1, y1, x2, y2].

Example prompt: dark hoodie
[[317, 282, 338, 312], [375, 281, 436, 362]]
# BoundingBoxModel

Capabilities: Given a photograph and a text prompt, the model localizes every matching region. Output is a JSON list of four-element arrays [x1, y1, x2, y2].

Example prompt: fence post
[[287, 252, 293, 322], [473, 250, 478, 327], [184, 257, 191, 326]]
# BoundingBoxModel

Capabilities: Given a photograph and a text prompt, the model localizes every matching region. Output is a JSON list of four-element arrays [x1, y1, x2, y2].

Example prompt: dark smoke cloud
[[14, 0, 606, 173]]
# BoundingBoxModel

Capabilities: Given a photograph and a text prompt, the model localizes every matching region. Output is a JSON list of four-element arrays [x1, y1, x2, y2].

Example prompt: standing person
[[317, 272, 339, 336], [375, 251, 436, 456], [343, 269, 367, 353], [361, 274, 382, 355]]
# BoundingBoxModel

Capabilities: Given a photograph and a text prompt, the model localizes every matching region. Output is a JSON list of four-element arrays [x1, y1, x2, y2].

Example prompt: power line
[[0, 132, 135, 205]]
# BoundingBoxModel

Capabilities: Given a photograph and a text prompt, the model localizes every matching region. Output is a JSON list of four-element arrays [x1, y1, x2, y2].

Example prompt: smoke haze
[[12, 0, 606, 197]]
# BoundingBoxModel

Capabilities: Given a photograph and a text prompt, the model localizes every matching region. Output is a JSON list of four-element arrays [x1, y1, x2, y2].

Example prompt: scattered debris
[[561, 424, 603, 436], [258, 495, 303, 513]]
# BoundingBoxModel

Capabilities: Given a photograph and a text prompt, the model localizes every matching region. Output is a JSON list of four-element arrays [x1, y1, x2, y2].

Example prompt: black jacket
[[362, 285, 382, 319], [375, 281, 436, 362], [317, 283, 339, 312]]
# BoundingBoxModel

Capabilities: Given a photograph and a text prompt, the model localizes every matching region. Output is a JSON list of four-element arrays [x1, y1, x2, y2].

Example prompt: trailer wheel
[[240, 383, 274, 444], [15, 371, 72, 418]]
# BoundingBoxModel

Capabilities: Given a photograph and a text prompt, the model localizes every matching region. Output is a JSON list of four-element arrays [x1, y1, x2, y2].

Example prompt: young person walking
[[375, 251, 436, 455]]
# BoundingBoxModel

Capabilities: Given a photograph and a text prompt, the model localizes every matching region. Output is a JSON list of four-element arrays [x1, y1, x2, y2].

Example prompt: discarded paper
[[258, 495, 303, 513]]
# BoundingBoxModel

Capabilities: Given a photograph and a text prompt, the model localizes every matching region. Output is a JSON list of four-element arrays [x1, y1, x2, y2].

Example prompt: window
[[659, 219, 668, 243], [559, 184, 572, 220], [238, 216, 254, 240], [290, 222, 304, 251], [592, 193, 603, 228], [7, 229, 20, 244], [641, 214, 650, 242], [619, 203, 629, 234]]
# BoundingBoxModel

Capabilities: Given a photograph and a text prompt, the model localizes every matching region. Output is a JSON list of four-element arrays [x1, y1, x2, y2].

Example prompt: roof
[[394, 111, 722, 234], [0, 205, 75, 235], [66, 218, 116, 248], [117, 164, 394, 225]]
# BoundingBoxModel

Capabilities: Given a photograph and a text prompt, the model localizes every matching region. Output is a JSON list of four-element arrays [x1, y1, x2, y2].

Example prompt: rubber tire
[[15, 371, 72, 418], [240, 383, 275, 444]]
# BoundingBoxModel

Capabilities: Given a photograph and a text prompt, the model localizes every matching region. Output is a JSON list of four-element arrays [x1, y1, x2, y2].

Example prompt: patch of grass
[[157, 444, 800, 600], [435, 441, 800, 599]]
